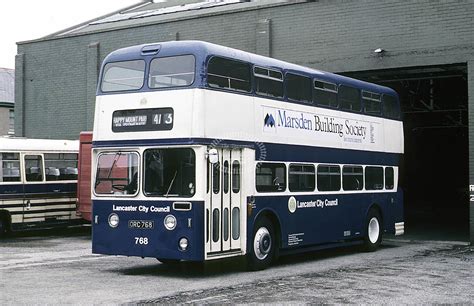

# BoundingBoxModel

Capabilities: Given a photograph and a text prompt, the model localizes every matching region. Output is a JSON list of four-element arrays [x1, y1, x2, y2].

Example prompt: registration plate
[[128, 220, 154, 229]]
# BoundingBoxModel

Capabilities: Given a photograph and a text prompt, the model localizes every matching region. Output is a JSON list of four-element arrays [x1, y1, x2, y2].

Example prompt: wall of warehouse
[[15, 0, 474, 242]]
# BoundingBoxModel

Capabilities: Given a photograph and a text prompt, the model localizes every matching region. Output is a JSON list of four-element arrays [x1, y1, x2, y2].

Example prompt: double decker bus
[[0, 137, 80, 235], [91, 41, 404, 270]]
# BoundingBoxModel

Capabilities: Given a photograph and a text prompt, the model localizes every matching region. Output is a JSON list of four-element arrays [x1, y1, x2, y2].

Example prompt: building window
[[8, 109, 14, 135]]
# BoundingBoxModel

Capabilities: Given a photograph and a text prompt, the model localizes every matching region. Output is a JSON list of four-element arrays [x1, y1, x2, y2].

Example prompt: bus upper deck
[[94, 41, 402, 154]]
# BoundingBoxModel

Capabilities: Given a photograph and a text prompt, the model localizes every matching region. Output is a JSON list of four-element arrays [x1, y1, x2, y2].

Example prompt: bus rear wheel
[[363, 209, 382, 252], [247, 217, 275, 271]]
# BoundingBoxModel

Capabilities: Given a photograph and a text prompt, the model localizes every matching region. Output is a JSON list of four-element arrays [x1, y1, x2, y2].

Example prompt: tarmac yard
[[0, 227, 472, 304]]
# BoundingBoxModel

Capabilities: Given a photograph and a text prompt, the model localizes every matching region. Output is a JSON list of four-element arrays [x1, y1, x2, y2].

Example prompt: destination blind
[[112, 107, 173, 132]]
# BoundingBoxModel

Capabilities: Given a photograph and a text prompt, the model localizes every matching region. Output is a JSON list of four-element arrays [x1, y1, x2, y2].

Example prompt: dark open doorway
[[344, 64, 469, 241]]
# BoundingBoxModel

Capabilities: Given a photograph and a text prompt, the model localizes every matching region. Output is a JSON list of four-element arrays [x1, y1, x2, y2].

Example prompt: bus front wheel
[[247, 217, 275, 271], [363, 209, 382, 252]]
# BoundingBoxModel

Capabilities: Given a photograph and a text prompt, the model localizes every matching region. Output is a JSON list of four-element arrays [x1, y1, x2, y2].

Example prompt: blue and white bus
[[0, 137, 80, 235], [91, 41, 404, 270]]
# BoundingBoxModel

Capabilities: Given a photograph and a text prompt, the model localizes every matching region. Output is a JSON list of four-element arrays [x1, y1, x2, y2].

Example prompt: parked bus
[[91, 41, 404, 270], [0, 137, 81, 235], [76, 132, 93, 222]]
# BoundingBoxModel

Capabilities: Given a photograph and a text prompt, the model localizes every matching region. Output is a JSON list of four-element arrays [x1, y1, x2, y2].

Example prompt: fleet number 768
[[135, 237, 149, 245]]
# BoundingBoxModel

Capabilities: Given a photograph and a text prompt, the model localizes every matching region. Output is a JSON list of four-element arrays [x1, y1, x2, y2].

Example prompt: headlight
[[108, 213, 119, 228], [164, 215, 177, 230], [179, 237, 188, 251]]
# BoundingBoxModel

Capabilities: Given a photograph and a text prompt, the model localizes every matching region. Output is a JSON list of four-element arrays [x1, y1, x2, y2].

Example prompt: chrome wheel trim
[[368, 217, 380, 244], [253, 227, 272, 260]]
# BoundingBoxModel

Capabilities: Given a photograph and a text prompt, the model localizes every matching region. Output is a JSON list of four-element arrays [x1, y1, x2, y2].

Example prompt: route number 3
[[135, 237, 149, 245]]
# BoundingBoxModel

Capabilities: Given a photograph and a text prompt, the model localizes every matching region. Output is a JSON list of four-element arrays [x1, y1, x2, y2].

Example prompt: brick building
[[0, 68, 14, 136], [14, 0, 474, 242]]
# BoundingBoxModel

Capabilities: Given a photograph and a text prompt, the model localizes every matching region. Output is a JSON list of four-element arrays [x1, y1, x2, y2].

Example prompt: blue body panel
[[247, 191, 403, 252], [92, 200, 205, 261]]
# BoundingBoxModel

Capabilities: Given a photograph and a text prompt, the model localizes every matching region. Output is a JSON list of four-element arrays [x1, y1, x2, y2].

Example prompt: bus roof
[[102, 40, 397, 95], [0, 137, 79, 152]]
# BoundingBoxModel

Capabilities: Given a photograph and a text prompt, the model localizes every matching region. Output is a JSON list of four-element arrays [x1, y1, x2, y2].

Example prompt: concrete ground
[[0, 227, 472, 304]]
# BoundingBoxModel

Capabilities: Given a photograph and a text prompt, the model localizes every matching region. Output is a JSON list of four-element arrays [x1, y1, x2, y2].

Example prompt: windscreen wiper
[[165, 170, 178, 197]]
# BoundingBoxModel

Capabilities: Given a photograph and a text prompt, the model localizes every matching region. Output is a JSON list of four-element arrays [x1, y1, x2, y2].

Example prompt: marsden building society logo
[[264, 113, 276, 127]]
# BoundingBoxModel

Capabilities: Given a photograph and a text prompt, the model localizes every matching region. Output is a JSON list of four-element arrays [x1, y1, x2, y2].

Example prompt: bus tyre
[[247, 217, 275, 271], [0, 215, 8, 238], [363, 209, 382, 252]]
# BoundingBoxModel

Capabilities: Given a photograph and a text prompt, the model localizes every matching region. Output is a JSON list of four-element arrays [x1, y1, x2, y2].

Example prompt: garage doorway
[[344, 64, 469, 241]]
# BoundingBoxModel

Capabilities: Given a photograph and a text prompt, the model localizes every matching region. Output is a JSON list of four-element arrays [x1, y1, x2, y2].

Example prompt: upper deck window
[[313, 80, 338, 108], [363, 91, 382, 115], [207, 57, 251, 92], [286, 73, 312, 104], [254, 67, 284, 98], [383, 95, 400, 119], [101, 60, 145, 92], [149, 55, 195, 88], [339, 85, 361, 112]]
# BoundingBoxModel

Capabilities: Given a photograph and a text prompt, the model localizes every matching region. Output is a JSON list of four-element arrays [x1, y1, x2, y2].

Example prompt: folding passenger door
[[205, 148, 242, 258], [22, 154, 45, 224]]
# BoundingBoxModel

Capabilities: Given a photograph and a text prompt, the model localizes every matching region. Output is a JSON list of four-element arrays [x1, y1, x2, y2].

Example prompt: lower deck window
[[317, 165, 341, 191], [25, 155, 44, 182], [95, 152, 139, 195], [44, 153, 78, 181], [144, 148, 195, 197], [342, 166, 364, 191], [0, 153, 20, 183], [385, 167, 395, 189], [256, 163, 286, 192], [289, 164, 315, 192], [365, 166, 384, 190]]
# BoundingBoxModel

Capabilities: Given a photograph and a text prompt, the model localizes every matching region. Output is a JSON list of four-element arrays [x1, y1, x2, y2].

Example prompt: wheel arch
[[366, 203, 383, 224], [251, 208, 283, 252]]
